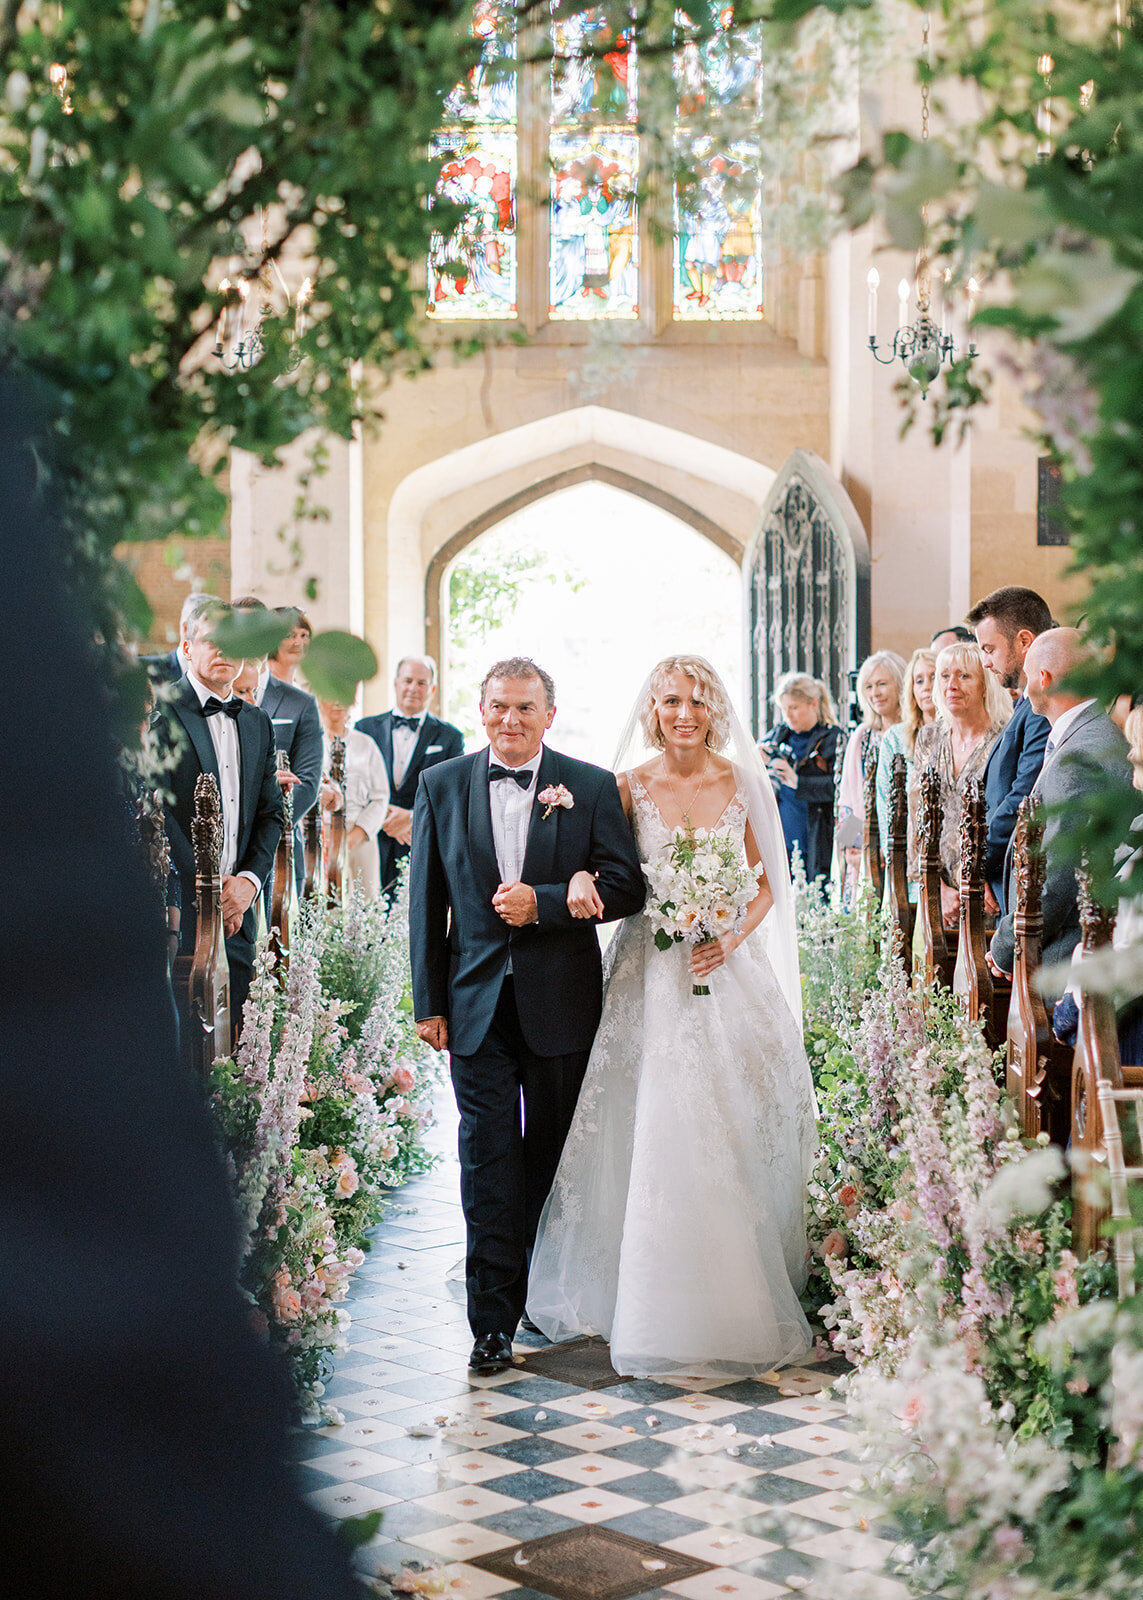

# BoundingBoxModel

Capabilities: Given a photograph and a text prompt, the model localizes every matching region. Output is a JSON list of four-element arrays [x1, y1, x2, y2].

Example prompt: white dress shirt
[[254, 663, 271, 707], [489, 752, 541, 885], [392, 710, 426, 788], [185, 669, 261, 892]]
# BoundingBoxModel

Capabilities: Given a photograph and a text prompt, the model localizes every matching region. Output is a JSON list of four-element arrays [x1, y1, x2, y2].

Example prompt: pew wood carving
[[861, 732, 884, 908], [885, 751, 913, 970], [325, 734, 347, 909], [174, 774, 231, 1074], [915, 764, 957, 990], [301, 807, 321, 899], [1070, 870, 1143, 1253], [954, 777, 1007, 1048], [269, 763, 294, 966], [1005, 798, 1057, 1139]]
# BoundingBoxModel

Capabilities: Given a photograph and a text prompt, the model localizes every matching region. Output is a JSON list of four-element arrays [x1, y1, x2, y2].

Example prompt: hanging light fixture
[[212, 205, 313, 373], [865, 13, 976, 394]]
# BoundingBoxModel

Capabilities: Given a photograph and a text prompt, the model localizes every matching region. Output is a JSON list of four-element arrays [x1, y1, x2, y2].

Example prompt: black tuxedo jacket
[[410, 745, 647, 1057], [357, 709, 464, 887], [141, 646, 183, 685], [159, 679, 284, 944]]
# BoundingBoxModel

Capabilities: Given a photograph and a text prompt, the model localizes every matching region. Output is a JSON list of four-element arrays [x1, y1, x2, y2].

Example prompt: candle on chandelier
[[1037, 54, 1053, 156], [295, 277, 314, 340], [234, 277, 251, 343], [866, 267, 879, 339], [940, 270, 951, 340], [215, 278, 232, 351], [897, 277, 910, 333]]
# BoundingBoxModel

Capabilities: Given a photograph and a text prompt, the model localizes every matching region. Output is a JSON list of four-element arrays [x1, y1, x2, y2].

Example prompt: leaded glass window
[[428, 1, 518, 320], [673, 6, 763, 322], [549, 4, 639, 320]]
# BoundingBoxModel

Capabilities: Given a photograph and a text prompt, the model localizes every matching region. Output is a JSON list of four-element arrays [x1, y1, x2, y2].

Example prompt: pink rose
[[822, 1229, 848, 1259], [837, 1183, 859, 1208], [272, 1285, 302, 1323], [899, 1393, 926, 1430], [336, 1167, 360, 1197], [393, 1065, 415, 1093]]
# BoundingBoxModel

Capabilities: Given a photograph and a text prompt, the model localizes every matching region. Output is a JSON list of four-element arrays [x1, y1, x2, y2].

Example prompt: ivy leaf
[[336, 1511, 384, 1549], [1012, 241, 1139, 344], [303, 630, 379, 703], [971, 183, 1055, 252], [211, 610, 291, 660], [880, 139, 962, 252]]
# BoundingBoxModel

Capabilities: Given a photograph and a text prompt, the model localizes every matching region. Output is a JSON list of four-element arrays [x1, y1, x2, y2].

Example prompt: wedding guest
[[876, 647, 937, 887], [357, 655, 464, 895], [967, 585, 1053, 914], [317, 699, 391, 900], [141, 590, 216, 684], [231, 659, 260, 703], [761, 672, 841, 884], [0, 376, 365, 1600], [154, 602, 284, 1030], [915, 642, 1012, 925], [1053, 698, 1143, 1062], [837, 650, 906, 899], [990, 629, 1133, 1002], [931, 623, 975, 652], [267, 605, 312, 686]]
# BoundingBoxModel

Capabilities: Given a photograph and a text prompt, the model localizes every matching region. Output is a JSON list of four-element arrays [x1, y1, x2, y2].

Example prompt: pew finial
[[1078, 858, 1116, 952], [919, 763, 942, 863], [192, 772, 224, 878], [958, 776, 986, 891]]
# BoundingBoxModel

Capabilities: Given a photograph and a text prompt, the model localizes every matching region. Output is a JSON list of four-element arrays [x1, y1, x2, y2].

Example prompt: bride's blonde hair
[[642, 655, 732, 752]]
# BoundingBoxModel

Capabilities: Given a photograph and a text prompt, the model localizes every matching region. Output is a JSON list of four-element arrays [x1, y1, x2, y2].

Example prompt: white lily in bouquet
[[643, 827, 762, 995]]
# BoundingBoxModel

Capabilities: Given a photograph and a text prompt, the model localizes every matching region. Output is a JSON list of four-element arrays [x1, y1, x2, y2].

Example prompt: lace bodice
[[627, 769, 749, 863]]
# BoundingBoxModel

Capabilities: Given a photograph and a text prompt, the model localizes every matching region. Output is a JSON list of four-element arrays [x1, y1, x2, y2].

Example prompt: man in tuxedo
[[357, 654, 463, 893], [141, 590, 216, 684], [409, 657, 645, 1374], [968, 585, 1053, 915], [989, 628, 1133, 998], [157, 603, 284, 1026], [232, 596, 323, 890]]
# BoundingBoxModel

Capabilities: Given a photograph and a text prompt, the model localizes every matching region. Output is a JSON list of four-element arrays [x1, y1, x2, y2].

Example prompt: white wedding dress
[[528, 771, 817, 1377]]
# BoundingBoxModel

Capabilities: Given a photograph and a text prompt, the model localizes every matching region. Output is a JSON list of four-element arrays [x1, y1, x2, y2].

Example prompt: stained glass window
[[549, 5, 639, 320], [429, 1, 518, 320], [673, 7, 763, 322]]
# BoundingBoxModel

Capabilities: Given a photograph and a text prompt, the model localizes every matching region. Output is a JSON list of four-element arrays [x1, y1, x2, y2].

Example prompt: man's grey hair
[[395, 654, 438, 684], [179, 591, 219, 637], [480, 657, 556, 710], [185, 599, 232, 644]]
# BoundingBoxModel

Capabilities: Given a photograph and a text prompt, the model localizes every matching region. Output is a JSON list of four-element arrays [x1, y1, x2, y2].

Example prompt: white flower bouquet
[[643, 827, 762, 995]]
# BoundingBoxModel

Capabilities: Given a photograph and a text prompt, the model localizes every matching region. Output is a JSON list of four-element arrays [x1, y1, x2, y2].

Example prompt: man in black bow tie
[[357, 655, 463, 895], [156, 603, 284, 1036], [409, 657, 645, 1375]]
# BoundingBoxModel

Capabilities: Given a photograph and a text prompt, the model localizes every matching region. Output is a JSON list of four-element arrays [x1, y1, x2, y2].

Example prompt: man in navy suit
[[968, 585, 1054, 915], [357, 655, 463, 894], [409, 658, 645, 1374], [157, 603, 284, 1029], [232, 596, 323, 890], [141, 591, 216, 684]]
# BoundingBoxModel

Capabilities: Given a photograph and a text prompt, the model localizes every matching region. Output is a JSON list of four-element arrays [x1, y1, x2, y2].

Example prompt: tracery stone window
[[427, 1, 771, 335]]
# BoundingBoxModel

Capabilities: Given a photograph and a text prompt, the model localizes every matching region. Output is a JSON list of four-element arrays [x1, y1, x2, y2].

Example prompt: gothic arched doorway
[[745, 449, 871, 735]]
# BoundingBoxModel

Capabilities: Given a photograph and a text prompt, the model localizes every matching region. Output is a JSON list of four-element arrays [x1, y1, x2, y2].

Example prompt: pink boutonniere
[[538, 783, 574, 820]]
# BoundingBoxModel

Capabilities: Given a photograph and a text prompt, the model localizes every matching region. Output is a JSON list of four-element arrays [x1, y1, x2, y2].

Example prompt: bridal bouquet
[[643, 828, 762, 995]]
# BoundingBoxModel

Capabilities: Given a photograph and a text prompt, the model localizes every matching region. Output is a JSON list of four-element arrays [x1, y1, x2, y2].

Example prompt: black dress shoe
[[519, 1315, 545, 1337], [469, 1332, 514, 1375]]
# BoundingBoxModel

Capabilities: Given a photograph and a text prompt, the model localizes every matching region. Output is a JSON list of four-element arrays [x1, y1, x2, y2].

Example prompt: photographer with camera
[[760, 672, 841, 885]]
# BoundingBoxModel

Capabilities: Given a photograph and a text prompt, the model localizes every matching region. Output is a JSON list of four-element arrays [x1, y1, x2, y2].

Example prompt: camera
[[762, 740, 796, 770]]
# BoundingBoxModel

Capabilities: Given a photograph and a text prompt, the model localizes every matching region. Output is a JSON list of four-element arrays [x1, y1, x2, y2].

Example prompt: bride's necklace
[[661, 751, 710, 832]]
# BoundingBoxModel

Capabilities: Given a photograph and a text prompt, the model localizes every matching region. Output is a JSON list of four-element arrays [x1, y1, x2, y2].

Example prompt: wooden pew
[[861, 733, 884, 907], [1004, 797, 1058, 1138], [914, 764, 957, 990], [1096, 1079, 1143, 1298], [1071, 870, 1143, 1255], [173, 773, 231, 1075], [301, 807, 322, 899], [884, 751, 913, 970], [269, 768, 294, 965], [954, 777, 1009, 1050], [325, 733, 347, 909]]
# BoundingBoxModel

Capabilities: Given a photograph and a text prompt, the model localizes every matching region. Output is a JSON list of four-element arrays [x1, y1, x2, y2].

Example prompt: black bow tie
[[488, 764, 533, 790], [392, 715, 421, 732], [203, 696, 242, 720]]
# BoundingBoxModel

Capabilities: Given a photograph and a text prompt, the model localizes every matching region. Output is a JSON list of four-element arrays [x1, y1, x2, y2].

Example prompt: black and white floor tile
[[293, 1110, 906, 1600]]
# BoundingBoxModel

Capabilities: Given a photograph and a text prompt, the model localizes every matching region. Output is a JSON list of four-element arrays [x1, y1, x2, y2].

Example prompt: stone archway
[[377, 405, 779, 704]]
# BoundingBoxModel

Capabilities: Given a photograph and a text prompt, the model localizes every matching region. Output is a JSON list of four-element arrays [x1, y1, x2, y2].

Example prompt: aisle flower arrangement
[[210, 878, 438, 1416], [794, 879, 1130, 1598]]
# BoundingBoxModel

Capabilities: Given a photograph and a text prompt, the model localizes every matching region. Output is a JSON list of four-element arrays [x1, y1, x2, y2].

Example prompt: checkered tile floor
[[292, 1106, 905, 1600]]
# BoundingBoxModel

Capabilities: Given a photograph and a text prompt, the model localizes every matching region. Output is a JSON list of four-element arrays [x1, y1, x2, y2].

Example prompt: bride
[[527, 654, 817, 1377]]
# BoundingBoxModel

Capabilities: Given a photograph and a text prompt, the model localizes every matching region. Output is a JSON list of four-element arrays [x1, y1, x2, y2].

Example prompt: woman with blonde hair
[[913, 642, 1012, 924], [875, 647, 938, 861], [837, 650, 907, 899], [761, 670, 841, 884], [530, 653, 816, 1377]]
